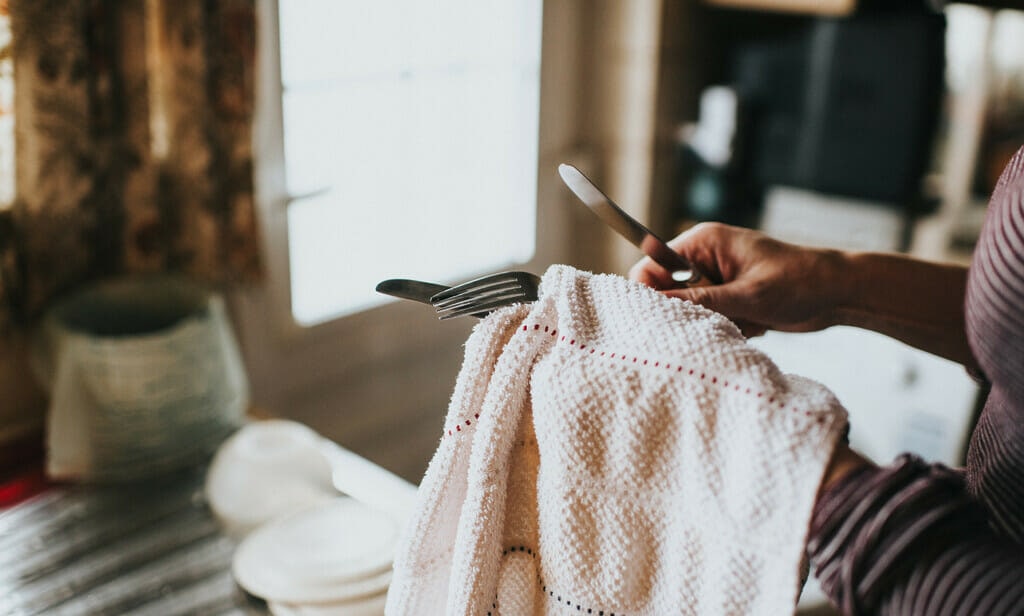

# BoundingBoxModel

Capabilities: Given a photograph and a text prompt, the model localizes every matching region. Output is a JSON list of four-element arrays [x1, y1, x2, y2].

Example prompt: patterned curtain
[[0, 0, 261, 331]]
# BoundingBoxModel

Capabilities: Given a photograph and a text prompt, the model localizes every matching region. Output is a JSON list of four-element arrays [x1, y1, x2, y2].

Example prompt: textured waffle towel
[[386, 265, 849, 616]]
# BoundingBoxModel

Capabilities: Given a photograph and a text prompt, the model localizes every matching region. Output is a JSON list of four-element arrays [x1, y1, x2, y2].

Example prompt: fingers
[[628, 256, 676, 288], [664, 280, 754, 322], [667, 284, 768, 337], [629, 222, 730, 288], [666, 223, 726, 280], [732, 319, 768, 339]]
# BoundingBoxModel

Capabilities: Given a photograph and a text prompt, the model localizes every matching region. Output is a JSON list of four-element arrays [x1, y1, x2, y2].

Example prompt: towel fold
[[386, 265, 848, 615]]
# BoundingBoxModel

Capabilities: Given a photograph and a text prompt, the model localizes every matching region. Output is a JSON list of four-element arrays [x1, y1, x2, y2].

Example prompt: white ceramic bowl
[[205, 420, 337, 537]]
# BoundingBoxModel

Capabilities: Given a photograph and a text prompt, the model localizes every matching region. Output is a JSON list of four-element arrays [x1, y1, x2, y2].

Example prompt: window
[[237, 0, 583, 476], [277, 0, 543, 325]]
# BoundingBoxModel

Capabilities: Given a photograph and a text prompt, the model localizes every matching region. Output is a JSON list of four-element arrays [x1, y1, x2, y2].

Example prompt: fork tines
[[431, 271, 540, 320]]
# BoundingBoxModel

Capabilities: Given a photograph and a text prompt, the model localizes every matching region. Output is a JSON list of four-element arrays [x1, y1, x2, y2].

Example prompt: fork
[[430, 271, 541, 320]]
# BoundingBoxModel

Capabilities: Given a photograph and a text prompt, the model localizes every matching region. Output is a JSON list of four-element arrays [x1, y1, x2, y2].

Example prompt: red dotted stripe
[[486, 545, 624, 616], [444, 323, 827, 438], [446, 413, 480, 437]]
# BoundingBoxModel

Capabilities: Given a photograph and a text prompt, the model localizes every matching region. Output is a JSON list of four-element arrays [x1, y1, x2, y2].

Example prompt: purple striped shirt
[[808, 146, 1024, 615]]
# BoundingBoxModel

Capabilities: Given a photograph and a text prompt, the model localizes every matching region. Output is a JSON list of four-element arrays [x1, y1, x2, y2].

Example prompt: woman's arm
[[835, 251, 976, 370], [809, 454, 1024, 615], [629, 223, 977, 370]]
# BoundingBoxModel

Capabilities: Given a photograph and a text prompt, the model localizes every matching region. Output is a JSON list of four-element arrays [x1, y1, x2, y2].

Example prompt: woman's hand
[[630, 222, 977, 368], [629, 223, 847, 338]]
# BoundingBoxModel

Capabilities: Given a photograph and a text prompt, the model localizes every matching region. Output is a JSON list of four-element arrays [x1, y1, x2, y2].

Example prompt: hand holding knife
[[558, 163, 706, 285]]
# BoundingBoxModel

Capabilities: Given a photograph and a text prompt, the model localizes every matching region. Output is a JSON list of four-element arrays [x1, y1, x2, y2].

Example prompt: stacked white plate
[[233, 497, 400, 615]]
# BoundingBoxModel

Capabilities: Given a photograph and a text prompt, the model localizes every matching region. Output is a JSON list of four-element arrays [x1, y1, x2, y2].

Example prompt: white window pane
[[283, 82, 406, 197], [404, 71, 539, 267], [405, 0, 542, 70], [279, 0, 405, 87], [279, 1, 542, 86], [281, 0, 542, 325]]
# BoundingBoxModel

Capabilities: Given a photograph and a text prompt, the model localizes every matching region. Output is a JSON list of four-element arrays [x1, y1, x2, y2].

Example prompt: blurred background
[[2, 0, 1024, 613], [1, 0, 1023, 532]]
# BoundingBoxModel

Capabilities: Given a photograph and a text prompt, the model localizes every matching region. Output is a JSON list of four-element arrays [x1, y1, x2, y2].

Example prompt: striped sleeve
[[807, 456, 1024, 615], [808, 146, 1024, 615]]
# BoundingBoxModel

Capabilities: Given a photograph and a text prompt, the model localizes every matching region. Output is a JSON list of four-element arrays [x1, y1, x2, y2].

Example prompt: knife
[[558, 163, 703, 284], [375, 279, 450, 306]]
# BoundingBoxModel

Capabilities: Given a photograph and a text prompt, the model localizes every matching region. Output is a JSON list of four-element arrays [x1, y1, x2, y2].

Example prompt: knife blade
[[375, 279, 450, 306], [558, 163, 703, 284]]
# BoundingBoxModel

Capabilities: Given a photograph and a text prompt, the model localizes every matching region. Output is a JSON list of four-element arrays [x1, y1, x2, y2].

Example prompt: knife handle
[[640, 235, 705, 286]]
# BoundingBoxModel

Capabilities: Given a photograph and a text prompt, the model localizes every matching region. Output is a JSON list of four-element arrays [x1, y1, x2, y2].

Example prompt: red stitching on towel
[[444, 322, 807, 439], [519, 321, 792, 413]]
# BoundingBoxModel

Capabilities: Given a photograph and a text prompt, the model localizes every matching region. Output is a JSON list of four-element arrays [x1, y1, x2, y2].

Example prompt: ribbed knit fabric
[[387, 265, 850, 615], [809, 146, 1024, 615]]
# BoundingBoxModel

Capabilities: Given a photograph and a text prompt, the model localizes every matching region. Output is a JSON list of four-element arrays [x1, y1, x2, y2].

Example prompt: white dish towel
[[386, 265, 849, 616]]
